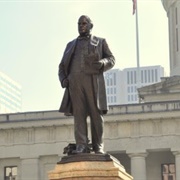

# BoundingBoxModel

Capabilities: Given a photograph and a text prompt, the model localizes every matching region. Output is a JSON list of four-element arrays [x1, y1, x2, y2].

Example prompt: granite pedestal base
[[48, 154, 133, 180]]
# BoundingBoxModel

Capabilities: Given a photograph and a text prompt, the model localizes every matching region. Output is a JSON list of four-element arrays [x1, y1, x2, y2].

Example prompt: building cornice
[[1, 100, 180, 129]]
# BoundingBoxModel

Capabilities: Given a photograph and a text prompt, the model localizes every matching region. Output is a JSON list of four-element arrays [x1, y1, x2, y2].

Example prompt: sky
[[0, 0, 169, 112]]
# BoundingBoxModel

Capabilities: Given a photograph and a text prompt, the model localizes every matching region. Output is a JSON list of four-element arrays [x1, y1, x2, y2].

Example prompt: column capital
[[128, 152, 148, 158], [172, 150, 180, 180], [172, 151, 180, 156], [129, 152, 147, 180]]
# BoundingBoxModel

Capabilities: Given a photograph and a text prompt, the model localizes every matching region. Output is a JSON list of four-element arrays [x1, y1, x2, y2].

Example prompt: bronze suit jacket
[[58, 35, 115, 115]]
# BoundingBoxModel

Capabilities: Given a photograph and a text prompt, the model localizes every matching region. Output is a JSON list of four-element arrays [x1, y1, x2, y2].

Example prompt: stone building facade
[[0, 100, 179, 180]]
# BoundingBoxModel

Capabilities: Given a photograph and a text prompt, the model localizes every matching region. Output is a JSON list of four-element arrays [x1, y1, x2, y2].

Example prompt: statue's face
[[78, 16, 92, 36]]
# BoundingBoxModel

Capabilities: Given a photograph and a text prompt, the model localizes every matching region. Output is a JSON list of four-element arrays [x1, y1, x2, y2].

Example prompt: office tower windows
[[0, 72, 22, 113], [105, 66, 164, 105]]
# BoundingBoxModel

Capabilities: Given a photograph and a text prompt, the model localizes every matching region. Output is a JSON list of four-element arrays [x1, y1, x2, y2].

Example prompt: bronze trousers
[[68, 72, 104, 151]]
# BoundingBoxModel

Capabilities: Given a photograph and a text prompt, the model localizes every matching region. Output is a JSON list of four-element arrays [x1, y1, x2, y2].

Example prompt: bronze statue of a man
[[58, 15, 115, 154]]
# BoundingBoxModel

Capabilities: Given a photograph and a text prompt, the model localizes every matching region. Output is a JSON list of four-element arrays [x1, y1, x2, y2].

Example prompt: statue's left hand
[[62, 78, 69, 88], [92, 61, 103, 70]]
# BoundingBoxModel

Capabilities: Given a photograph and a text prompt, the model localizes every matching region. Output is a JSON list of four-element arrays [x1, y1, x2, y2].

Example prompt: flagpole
[[135, 0, 141, 90]]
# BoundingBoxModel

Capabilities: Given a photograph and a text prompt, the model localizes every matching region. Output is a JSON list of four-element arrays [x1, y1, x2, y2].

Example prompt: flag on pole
[[132, 0, 137, 15]]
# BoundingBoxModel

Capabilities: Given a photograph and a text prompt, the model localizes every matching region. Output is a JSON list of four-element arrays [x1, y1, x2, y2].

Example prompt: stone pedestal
[[48, 154, 133, 180]]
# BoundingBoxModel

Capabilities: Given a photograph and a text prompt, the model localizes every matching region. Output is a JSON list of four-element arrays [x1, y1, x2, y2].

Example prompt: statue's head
[[78, 15, 93, 36]]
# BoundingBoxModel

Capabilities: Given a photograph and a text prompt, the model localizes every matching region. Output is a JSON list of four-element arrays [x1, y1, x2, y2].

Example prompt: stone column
[[21, 157, 40, 180], [173, 151, 180, 180], [128, 153, 148, 180]]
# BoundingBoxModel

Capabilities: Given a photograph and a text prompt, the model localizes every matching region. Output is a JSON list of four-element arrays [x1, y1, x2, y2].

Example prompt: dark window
[[155, 69, 158, 82], [107, 77, 109, 86], [107, 88, 109, 95], [176, 28, 179, 52], [175, 7, 179, 53], [144, 70, 147, 83], [114, 88, 116, 94], [4, 166, 17, 180], [161, 164, 175, 180], [127, 72, 130, 84], [107, 96, 110, 103], [151, 69, 154, 82], [114, 73, 116, 85], [141, 70, 144, 83], [114, 96, 116, 103], [134, 71, 137, 84], [111, 96, 113, 103], [131, 71, 133, 84], [148, 70, 151, 82]]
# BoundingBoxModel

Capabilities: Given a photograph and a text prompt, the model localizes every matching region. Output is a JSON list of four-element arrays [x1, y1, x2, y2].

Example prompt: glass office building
[[0, 71, 22, 113]]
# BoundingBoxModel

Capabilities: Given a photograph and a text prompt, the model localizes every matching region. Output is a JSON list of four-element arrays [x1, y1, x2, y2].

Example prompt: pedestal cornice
[[48, 154, 133, 180]]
